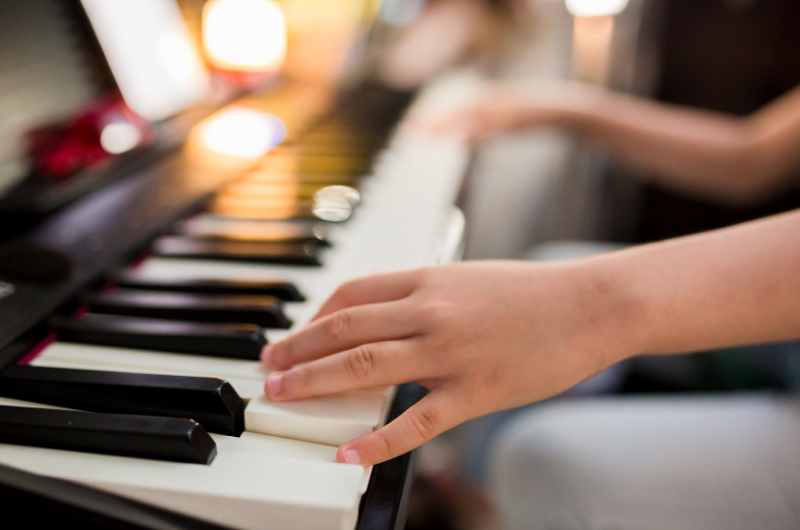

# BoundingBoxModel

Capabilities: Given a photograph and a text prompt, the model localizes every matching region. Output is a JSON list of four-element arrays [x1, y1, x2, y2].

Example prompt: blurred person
[[424, 0, 800, 241], [423, 79, 800, 208], [375, 0, 510, 90], [375, 0, 565, 91]]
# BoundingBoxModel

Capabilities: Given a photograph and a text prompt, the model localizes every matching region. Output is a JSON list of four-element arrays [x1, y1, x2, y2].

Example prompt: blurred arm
[[430, 83, 800, 204], [562, 85, 800, 204]]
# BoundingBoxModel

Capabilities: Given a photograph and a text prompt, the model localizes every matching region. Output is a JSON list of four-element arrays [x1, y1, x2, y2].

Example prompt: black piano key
[[112, 272, 305, 301], [86, 290, 293, 329], [52, 314, 267, 361], [152, 236, 322, 266], [177, 219, 330, 247], [0, 365, 245, 436], [258, 155, 372, 175], [0, 406, 216, 464]]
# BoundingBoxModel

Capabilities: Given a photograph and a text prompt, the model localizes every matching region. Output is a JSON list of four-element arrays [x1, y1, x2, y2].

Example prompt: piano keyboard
[[0, 73, 472, 530]]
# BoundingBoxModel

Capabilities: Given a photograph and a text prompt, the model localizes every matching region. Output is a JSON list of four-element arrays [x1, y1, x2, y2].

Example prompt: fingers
[[264, 340, 423, 401], [312, 271, 419, 322], [336, 389, 466, 467], [262, 299, 418, 369], [407, 105, 488, 141]]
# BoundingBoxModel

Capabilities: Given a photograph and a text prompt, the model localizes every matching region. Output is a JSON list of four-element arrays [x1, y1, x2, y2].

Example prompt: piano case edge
[[357, 382, 427, 530]]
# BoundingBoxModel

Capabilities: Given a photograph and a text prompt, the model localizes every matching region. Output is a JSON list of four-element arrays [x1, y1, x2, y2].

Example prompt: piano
[[0, 1, 473, 529]]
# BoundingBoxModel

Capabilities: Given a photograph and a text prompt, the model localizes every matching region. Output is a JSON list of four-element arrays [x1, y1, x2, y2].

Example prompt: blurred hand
[[261, 261, 637, 467], [412, 83, 579, 143]]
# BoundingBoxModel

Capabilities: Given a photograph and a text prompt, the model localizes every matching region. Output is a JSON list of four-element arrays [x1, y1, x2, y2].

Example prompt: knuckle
[[419, 303, 451, 326], [291, 365, 314, 390], [325, 310, 353, 340], [371, 430, 393, 458], [271, 341, 291, 367], [343, 346, 378, 381], [333, 281, 356, 304], [406, 407, 441, 441], [413, 267, 436, 286]]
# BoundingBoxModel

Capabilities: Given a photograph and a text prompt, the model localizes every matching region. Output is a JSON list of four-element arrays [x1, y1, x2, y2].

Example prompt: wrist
[[537, 82, 611, 133], [567, 254, 651, 367]]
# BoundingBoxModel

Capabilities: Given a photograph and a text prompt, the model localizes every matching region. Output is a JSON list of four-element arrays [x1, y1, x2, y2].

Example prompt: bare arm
[[425, 83, 800, 204], [261, 209, 800, 466]]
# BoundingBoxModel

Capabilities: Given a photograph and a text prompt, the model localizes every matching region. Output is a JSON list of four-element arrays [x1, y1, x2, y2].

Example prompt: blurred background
[[2, 1, 800, 529]]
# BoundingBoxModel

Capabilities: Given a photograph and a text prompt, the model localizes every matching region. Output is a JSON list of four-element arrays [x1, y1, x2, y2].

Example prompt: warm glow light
[[100, 121, 142, 154], [565, 0, 629, 17], [200, 108, 286, 159], [203, 0, 288, 72]]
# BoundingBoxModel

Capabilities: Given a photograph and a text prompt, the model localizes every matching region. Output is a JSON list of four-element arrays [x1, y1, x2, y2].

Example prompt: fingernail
[[343, 449, 361, 465], [261, 345, 274, 367], [266, 373, 283, 396]]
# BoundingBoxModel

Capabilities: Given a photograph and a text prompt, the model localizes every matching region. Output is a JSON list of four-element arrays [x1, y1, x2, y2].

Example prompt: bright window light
[[565, 0, 629, 17], [200, 108, 286, 159], [203, 0, 287, 72], [81, 0, 210, 120]]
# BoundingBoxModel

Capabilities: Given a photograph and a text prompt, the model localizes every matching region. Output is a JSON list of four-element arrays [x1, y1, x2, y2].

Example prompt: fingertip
[[264, 372, 284, 400], [260, 344, 275, 367], [337, 444, 363, 466]]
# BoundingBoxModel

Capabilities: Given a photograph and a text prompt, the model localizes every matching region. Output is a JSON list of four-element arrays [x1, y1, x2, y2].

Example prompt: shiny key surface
[[86, 290, 292, 329], [53, 314, 268, 360], [112, 272, 305, 301], [152, 236, 323, 266], [177, 216, 330, 246], [0, 365, 245, 436], [0, 406, 217, 464]]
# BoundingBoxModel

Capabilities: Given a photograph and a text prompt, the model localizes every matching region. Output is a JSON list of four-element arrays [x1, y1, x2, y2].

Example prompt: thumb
[[336, 388, 467, 467]]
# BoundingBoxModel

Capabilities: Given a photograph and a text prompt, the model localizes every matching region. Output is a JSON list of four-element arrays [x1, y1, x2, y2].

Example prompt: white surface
[[0, 441, 364, 530], [81, 0, 210, 120]]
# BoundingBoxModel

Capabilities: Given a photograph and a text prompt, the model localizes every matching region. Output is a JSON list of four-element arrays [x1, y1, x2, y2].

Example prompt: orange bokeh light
[[202, 0, 287, 73]]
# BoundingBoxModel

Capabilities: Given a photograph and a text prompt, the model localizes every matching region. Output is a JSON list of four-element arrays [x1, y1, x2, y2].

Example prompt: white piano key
[[244, 392, 387, 447], [0, 394, 372, 494], [0, 442, 365, 530], [35, 342, 270, 381], [210, 431, 336, 462], [31, 342, 391, 444], [0, 396, 69, 410]]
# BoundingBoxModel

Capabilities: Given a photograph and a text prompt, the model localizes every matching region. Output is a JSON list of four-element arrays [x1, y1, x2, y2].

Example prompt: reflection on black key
[[86, 290, 292, 329], [153, 236, 322, 266], [52, 314, 267, 361], [177, 218, 330, 247], [113, 273, 305, 301], [0, 365, 245, 436], [0, 406, 216, 464]]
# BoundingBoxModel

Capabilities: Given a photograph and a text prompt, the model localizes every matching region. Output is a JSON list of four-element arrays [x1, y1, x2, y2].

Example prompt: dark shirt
[[634, 0, 800, 242]]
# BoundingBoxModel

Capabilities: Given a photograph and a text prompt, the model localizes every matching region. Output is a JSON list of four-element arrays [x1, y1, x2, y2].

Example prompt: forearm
[[536, 86, 800, 203], [582, 209, 800, 364]]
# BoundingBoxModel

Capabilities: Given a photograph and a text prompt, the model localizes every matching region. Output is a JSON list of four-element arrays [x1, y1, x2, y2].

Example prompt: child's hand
[[261, 261, 637, 466], [412, 82, 589, 143]]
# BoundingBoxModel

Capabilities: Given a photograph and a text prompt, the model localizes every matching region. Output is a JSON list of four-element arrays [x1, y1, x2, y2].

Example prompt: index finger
[[336, 387, 469, 467], [312, 270, 420, 321]]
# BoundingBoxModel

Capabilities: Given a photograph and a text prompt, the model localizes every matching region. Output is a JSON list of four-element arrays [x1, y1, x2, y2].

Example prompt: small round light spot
[[100, 121, 142, 155]]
